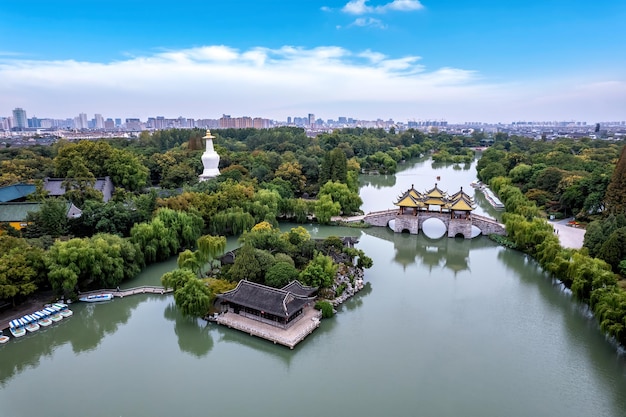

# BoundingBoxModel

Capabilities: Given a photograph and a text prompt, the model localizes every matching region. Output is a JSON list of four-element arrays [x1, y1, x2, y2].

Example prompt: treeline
[[482, 136, 626, 348], [0, 126, 491, 309]]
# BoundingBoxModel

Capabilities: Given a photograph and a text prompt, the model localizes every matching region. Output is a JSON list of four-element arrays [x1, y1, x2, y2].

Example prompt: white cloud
[[350, 17, 387, 29], [0, 45, 623, 123], [342, 0, 424, 15]]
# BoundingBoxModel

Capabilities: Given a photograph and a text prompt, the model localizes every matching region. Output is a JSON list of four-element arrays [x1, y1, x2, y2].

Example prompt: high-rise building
[[12, 108, 27, 130], [308, 113, 315, 127], [94, 114, 104, 129]]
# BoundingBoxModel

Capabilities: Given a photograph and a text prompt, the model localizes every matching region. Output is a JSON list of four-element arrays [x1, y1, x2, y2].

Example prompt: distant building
[[12, 108, 27, 130], [0, 201, 82, 230]]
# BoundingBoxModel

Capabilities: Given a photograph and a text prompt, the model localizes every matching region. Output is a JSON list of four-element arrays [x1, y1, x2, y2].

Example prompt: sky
[[1, 0, 625, 124]]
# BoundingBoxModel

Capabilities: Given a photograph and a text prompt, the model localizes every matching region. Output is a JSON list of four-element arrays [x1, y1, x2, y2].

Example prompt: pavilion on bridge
[[393, 183, 476, 219]]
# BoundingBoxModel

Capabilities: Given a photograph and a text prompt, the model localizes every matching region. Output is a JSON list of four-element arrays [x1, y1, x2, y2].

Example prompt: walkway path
[[548, 218, 586, 249]]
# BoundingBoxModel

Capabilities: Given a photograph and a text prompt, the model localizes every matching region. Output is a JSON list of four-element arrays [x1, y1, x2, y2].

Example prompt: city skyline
[[1, 0, 625, 123]]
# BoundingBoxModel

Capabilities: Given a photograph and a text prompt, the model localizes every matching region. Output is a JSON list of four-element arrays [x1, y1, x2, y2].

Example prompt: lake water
[[1, 158, 625, 417]]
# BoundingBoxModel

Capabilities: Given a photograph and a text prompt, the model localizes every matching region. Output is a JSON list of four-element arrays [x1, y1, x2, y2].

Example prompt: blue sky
[[1, 0, 624, 123]]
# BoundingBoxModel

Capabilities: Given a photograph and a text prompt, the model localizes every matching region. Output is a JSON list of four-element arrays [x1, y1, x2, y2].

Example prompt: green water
[[1, 158, 625, 417]]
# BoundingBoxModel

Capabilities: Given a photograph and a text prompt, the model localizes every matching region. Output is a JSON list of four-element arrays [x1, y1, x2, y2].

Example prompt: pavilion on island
[[216, 280, 318, 329], [394, 183, 476, 218]]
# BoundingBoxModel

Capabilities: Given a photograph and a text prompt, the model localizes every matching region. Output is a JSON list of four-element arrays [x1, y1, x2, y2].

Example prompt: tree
[[314, 195, 341, 224], [605, 145, 626, 214], [299, 252, 337, 288], [319, 149, 348, 185], [24, 198, 69, 237], [105, 149, 149, 192], [228, 243, 261, 282], [265, 262, 299, 288], [161, 268, 196, 292], [0, 250, 37, 306], [318, 181, 362, 215], [597, 227, 626, 271], [274, 161, 306, 194], [174, 278, 212, 317]]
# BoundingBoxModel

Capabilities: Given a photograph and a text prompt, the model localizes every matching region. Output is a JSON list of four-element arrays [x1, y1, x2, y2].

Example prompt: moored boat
[[44, 306, 63, 322], [22, 314, 40, 332], [0, 330, 9, 344], [79, 293, 113, 303], [33, 310, 53, 327], [9, 319, 26, 338], [55, 303, 73, 318]]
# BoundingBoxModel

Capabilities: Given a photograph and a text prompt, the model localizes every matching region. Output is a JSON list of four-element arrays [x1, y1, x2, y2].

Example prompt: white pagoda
[[199, 130, 220, 181]]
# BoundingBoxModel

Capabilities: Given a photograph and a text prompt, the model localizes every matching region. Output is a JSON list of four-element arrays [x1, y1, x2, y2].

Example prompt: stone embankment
[[329, 264, 365, 307]]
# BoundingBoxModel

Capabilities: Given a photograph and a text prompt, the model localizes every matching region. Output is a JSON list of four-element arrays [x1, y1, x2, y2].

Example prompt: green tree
[[24, 198, 69, 237], [105, 149, 149, 192], [265, 262, 299, 288], [161, 268, 197, 292], [228, 243, 261, 282], [174, 278, 212, 317], [299, 252, 337, 288], [318, 181, 362, 215], [605, 145, 626, 214], [0, 250, 37, 306], [314, 194, 341, 224]]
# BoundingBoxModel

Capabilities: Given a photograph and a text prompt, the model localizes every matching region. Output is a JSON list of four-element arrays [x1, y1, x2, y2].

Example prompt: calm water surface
[[1, 158, 625, 417]]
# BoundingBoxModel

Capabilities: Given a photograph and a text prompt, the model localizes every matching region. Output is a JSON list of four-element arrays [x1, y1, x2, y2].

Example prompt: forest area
[[1, 127, 625, 342]]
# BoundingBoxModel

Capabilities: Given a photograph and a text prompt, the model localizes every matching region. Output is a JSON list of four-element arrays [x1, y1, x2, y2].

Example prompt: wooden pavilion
[[216, 280, 317, 329]]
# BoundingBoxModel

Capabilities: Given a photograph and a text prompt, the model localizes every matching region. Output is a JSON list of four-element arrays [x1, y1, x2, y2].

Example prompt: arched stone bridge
[[362, 209, 506, 239]]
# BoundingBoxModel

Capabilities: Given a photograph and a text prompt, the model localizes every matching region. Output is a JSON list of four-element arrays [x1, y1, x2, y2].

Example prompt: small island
[[161, 222, 372, 348]]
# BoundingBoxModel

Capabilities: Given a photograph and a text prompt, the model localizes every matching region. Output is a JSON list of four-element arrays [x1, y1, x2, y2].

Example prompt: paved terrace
[[214, 307, 322, 349]]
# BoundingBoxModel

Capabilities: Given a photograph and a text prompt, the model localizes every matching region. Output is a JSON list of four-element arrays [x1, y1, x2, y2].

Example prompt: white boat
[[9, 319, 26, 338], [22, 315, 40, 332], [54, 303, 73, 318], [79, 293, 113, 303], [44, 306, 63, 322], [0, 330, 9, 344], [33, 311, 53, 327]]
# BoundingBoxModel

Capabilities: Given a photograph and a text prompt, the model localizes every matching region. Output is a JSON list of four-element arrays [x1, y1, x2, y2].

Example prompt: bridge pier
[[448, 218, 473, 239], [393, 215, 419, 234]]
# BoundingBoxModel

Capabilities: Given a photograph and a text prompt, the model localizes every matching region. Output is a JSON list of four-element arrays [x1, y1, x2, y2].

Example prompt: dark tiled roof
[[281, 280, 318, 297], [218, 280, 315, 318], [43, 176, 114, 202], [0, 184, 36, 202]]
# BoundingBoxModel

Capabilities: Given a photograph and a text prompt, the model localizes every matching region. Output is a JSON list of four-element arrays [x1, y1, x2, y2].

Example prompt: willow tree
[[174, 278, 212, 317]]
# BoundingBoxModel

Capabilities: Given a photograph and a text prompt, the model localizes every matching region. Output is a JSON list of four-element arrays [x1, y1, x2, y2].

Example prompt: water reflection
[[431, 161, 473, 171], [163, 302, 213, 358], [0, 295, 144, 386], [71, 296, 141, 353], [359, 173, 397, 189], [362, 227, 497, 276]]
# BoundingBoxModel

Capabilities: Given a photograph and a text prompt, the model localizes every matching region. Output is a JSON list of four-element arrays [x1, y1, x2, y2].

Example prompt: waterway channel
[[1, 157, 625, 417]]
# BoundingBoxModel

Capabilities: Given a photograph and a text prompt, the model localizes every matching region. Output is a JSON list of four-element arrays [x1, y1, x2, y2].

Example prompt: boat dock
[[0, 286, 171, 334], [212, 307, 322, 349]]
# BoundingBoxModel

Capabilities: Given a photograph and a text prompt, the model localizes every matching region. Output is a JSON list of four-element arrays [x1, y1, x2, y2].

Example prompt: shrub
[[315, 300, 334, 318]]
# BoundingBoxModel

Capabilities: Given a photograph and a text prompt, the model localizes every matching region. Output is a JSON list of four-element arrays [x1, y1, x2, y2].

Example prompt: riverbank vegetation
[[481, 134, 626, 347]]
